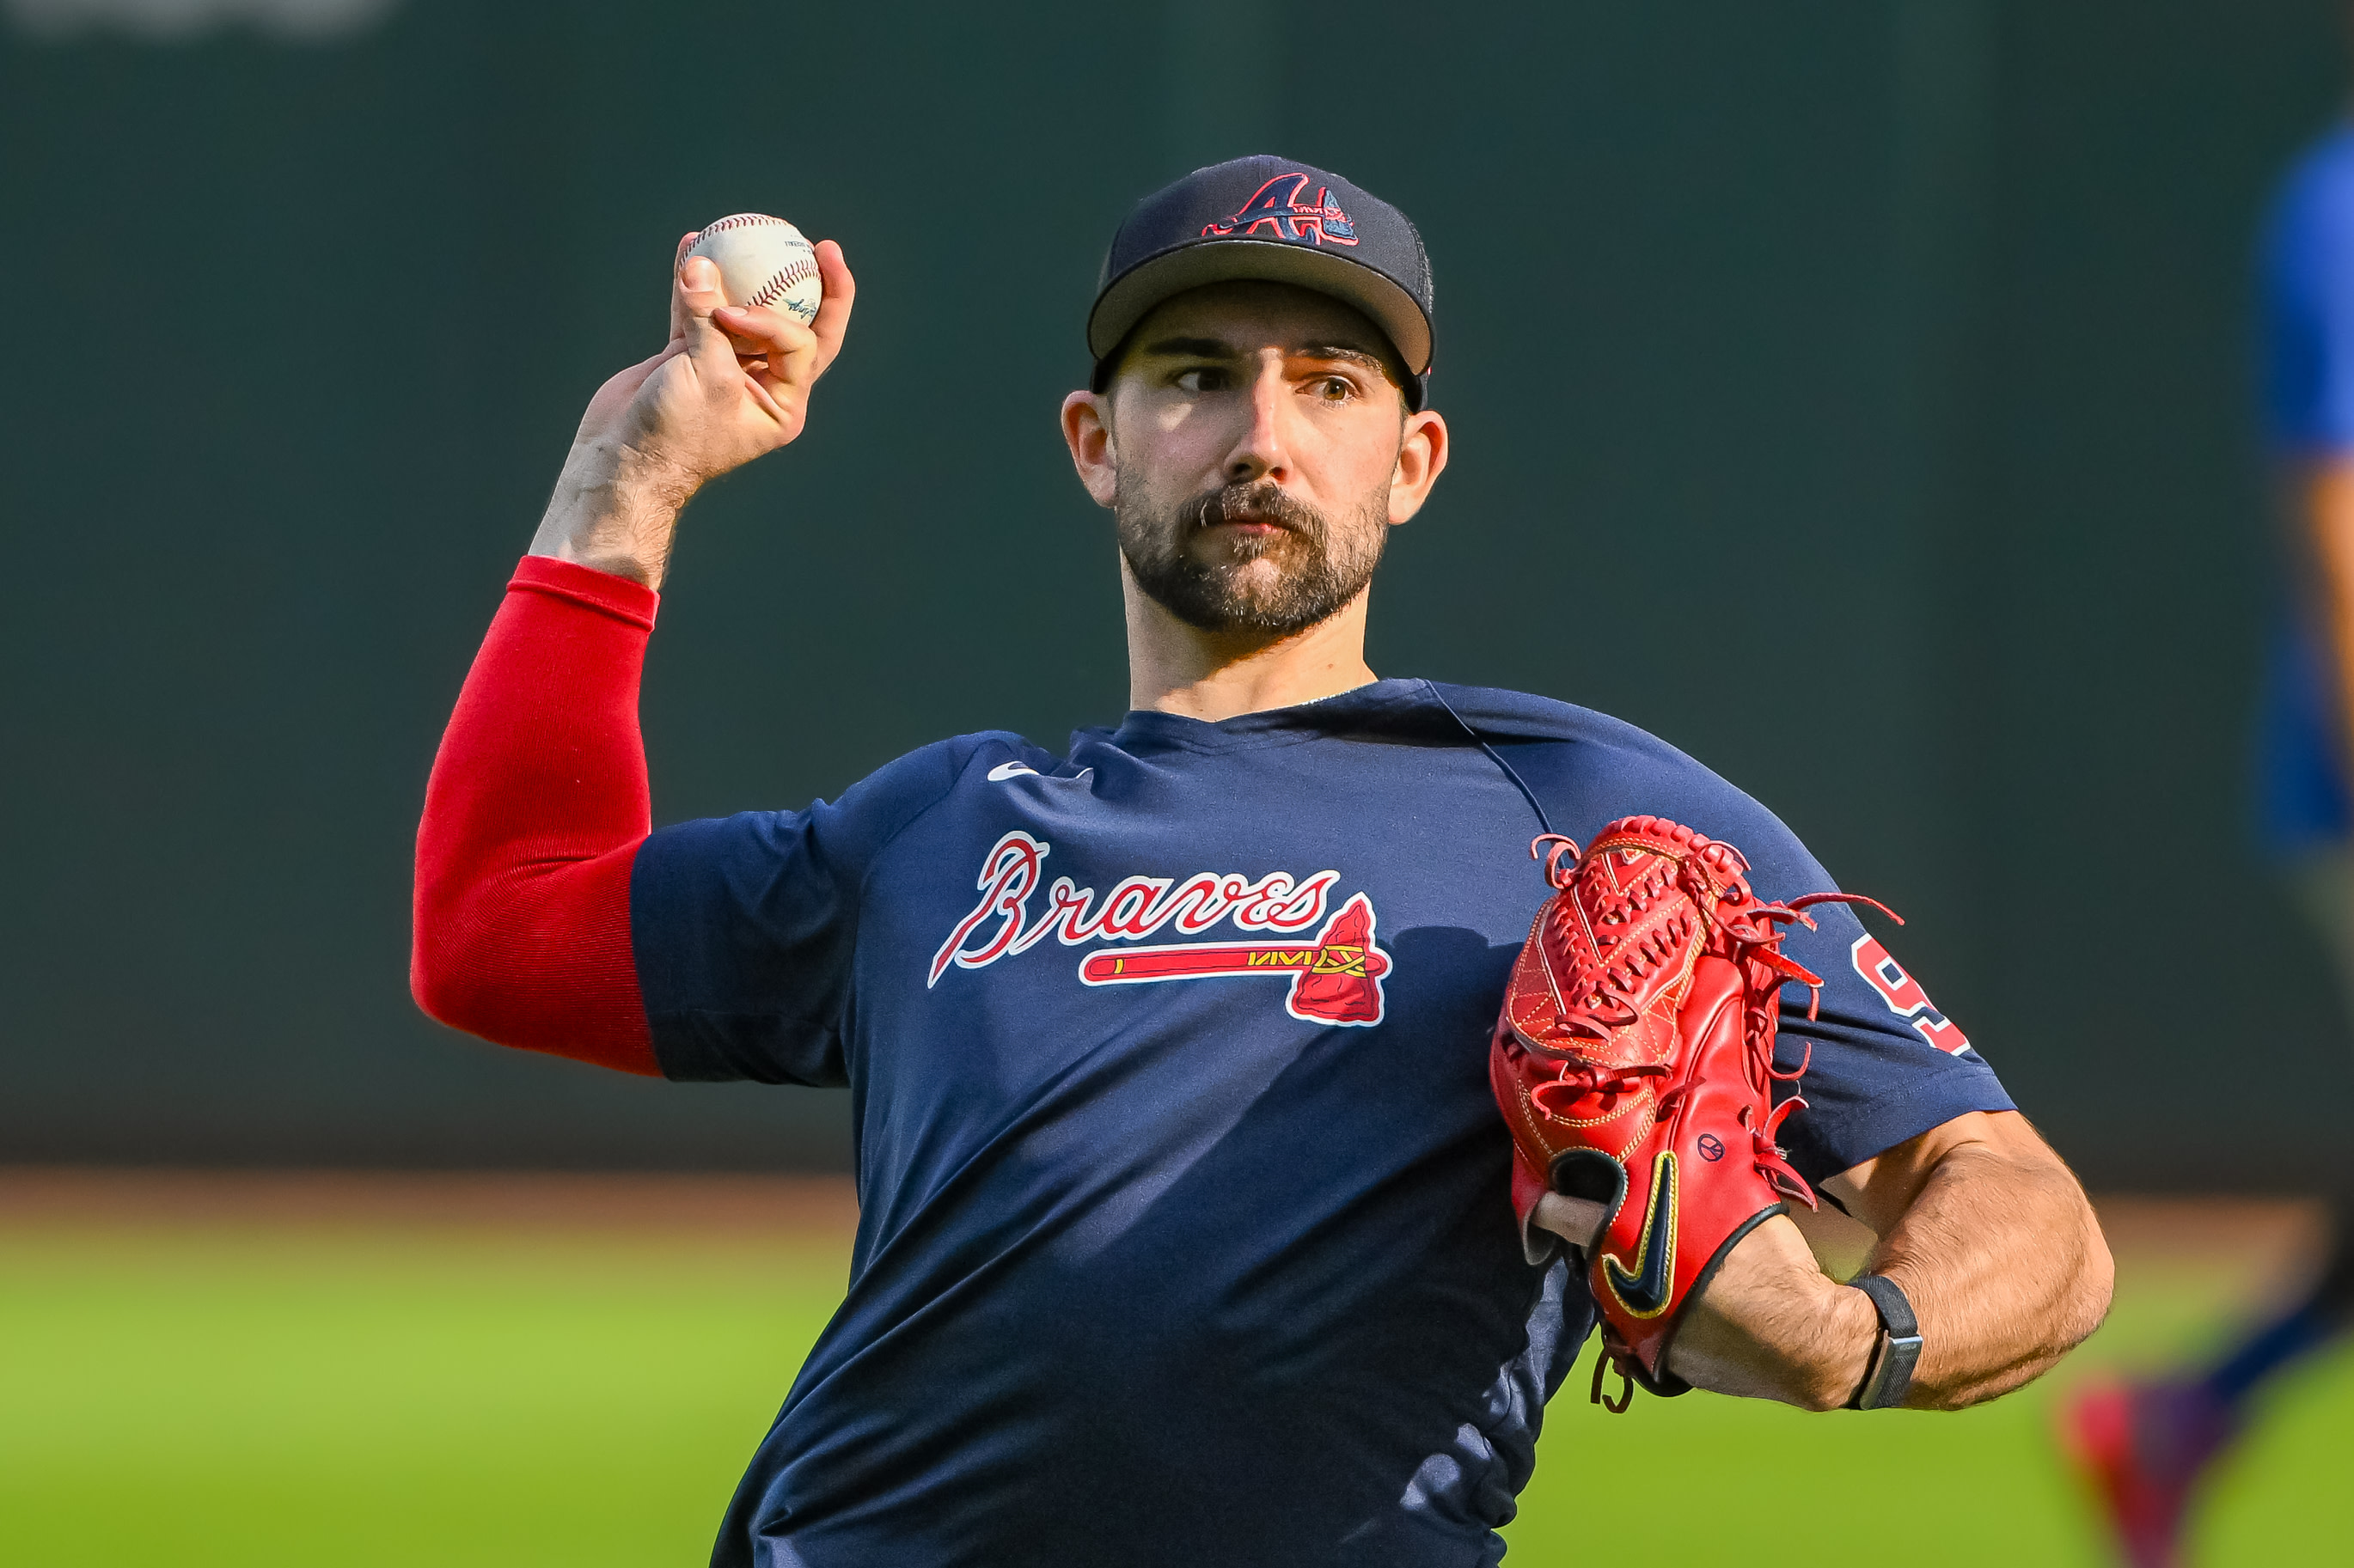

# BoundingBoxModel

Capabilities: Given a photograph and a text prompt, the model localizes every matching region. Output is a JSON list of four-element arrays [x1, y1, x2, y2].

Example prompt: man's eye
[[1312, 376, 1355, 401], [1174, 368, 1228, 393]]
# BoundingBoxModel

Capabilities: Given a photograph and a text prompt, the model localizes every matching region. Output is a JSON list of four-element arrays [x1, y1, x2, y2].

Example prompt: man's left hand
[[1534, 1109, 2113, 1410]]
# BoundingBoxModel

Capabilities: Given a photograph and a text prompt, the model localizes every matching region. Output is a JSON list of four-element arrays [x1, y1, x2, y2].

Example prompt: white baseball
[[685, 213, 822, 326]]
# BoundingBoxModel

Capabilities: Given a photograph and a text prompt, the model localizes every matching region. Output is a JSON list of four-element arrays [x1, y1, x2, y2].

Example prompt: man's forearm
[[1848, 1122, 2112, 1407], [1661, 1112, 2112, 1411], [529, 423, 691, 590]]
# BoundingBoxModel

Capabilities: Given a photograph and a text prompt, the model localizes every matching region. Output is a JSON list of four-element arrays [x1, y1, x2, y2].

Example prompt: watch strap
[[1848, 1272, 1923, 1410]]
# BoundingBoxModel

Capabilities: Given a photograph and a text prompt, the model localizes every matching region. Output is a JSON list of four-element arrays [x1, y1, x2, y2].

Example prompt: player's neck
[[1122, 575, 1379, 723]]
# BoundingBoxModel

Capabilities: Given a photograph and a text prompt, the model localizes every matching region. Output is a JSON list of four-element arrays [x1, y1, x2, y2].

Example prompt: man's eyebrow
[[1132, 336, 1397, 377], [1137, 335, 1242, 359], [1293, 343, 1391, 374]]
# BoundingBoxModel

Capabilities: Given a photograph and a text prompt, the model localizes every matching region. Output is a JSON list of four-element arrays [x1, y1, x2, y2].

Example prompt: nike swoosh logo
[[1600, 1150, 1678, 1319], [987, 760, 1094, 784]]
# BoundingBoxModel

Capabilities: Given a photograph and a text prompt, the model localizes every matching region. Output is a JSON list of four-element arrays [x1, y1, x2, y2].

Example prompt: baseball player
[[413, 156, 2112, 1566], [2064, 94, 2354, 1568]]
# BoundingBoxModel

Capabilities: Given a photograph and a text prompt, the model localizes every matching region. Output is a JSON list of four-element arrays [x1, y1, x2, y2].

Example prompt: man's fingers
[[807, 241, 855, 378], [710, 302, 816, 360], [675, 254, 744, 368], [657, 241, 837, 445], [1531, 1193, 1605, 1251], [679, 253, 723, 307], [712, 303, 820, 403], [669, 235, 705, 344]]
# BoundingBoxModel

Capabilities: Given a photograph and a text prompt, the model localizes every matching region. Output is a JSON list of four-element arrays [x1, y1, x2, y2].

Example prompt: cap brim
[[1086, 238, 1432, 377]]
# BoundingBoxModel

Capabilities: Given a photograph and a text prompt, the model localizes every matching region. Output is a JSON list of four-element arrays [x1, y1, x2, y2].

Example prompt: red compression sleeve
[[411, 556, 661, 1075]]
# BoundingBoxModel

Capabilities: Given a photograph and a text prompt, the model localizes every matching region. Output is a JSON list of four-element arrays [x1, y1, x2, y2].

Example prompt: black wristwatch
[[1847, 1273, 1922, 1411]]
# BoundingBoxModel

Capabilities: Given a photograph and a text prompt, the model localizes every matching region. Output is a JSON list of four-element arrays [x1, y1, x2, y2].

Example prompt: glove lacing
[[1518, 832, 1900, 1214]]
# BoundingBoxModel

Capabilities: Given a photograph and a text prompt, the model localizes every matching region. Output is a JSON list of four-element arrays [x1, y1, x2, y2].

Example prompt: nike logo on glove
[[1601, 1150, 1678, 1319]]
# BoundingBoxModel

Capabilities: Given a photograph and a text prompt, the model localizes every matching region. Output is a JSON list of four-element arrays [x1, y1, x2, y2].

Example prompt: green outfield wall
[[3, 0, 2343, 1183]]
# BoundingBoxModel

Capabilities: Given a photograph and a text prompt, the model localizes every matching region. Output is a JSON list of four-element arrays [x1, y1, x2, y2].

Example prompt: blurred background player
[[2064, 34, 2354, 1568]]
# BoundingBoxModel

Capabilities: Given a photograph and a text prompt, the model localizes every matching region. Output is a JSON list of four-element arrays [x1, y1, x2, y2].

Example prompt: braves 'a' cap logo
[[929, 830, 1390, 1026], [1201, 174, 1360, 247]]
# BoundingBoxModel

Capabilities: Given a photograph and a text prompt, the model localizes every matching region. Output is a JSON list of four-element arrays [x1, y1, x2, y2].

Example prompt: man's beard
[[1115, 473, 1388, 638]]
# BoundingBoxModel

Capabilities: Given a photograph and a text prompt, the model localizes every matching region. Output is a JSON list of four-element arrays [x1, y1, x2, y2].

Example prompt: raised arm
[[410, 235, 855, 1068], [1629, 1110, 2112, 1410]]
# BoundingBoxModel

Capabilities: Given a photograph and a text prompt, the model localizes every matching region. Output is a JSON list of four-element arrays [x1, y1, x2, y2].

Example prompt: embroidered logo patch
[[1201, 174, 1360, 247], [929, 831, 1391, 1026]]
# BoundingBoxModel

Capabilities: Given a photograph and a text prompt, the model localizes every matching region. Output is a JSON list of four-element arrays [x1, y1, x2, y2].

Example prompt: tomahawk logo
[[1850, 934, 1972, 1055], [928, 831, 1391, 1025], [1201, 174, 1360, 247]]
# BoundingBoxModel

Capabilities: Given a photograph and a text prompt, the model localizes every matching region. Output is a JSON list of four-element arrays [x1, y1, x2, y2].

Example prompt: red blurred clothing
[[410, 555, 658, 1075]]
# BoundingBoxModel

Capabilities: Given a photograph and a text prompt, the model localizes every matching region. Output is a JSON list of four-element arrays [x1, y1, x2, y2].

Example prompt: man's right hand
[[529, 233, 857, 589]]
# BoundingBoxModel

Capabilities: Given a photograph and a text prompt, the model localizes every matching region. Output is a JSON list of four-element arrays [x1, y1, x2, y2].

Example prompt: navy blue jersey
[[631, 680, 2009, 1567]]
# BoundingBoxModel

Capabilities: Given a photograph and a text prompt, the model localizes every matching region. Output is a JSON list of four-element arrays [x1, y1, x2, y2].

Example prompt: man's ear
[[1387, 407, 1450, 526], [1061, 389, 1119, 509]]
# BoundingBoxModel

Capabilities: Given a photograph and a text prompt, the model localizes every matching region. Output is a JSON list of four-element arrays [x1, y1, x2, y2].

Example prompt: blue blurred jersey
[[632, 680, 2011, 1567], [2258, 122, 2354, 852]]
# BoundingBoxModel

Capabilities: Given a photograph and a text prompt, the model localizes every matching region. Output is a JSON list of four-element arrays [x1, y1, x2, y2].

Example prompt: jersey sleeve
[[1483, 693, 2018, 1192], [1457, 682, 2018, 1191], [628, 736, 1021, 1085], [1764, 896, 2009, 1187], [2264, 130, 2354, 455], [1691, 796, 2014, 1189]]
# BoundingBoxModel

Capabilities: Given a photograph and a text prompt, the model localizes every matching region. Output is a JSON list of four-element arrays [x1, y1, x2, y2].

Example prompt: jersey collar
[[1085, 678, 1433, 757]]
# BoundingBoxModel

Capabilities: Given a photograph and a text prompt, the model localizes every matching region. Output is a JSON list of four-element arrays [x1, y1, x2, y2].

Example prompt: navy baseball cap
[[1087, 155, 1435, 410]]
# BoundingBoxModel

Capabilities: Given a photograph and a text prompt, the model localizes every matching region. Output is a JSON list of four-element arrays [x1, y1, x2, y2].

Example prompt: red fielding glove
[[1488, 815, 1891, 1410]]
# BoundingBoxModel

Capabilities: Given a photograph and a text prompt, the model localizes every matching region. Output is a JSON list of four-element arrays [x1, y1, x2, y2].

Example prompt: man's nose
[[1223, 358, 1292, 485]]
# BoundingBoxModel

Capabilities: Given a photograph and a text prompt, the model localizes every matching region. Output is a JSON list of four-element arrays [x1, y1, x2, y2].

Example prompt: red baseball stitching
[[749, 257, 818, 308], [700, 212, 789, 236], [693, 216, 816, 313]]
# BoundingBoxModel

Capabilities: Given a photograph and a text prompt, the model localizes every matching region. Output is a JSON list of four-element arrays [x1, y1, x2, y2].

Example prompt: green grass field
[[3, 1183, 2349, 1566]]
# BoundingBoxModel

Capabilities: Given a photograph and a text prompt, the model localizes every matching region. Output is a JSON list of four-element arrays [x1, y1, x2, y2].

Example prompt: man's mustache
[[1184, 482, 1326, 540]]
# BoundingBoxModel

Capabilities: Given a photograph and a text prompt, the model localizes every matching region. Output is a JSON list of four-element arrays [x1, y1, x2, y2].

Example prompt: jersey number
[[1850, 935, 1972, 1055]]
